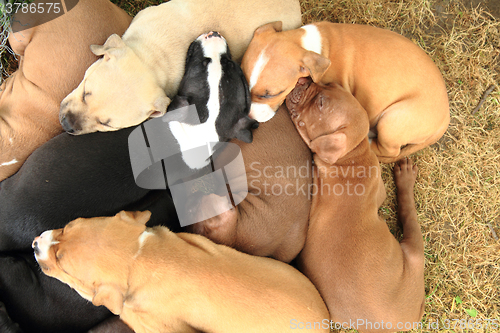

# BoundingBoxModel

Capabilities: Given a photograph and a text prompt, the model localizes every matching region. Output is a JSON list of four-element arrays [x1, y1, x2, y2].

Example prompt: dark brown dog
[[186, 104, 313, 263], [0, 0, 131, 181], [286, 78, 425, 332]]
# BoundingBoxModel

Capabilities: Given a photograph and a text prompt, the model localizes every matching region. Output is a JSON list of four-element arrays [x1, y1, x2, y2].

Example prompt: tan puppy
[[286, 79, 425, 332], [241, 21, 450, 163], [59, 0, 302, 135], [33, 211, 330, 333], [186, 104, 312, 263], [0, 0, 131, 182]]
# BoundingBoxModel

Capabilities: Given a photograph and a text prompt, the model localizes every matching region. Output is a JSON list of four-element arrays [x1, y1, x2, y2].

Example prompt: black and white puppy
[[130, 32, 257, 190], [166, 31, 258, 169]]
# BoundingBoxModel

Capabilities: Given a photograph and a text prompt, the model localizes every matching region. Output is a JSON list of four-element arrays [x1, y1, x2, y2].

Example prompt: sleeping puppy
[[0, 125, 179, 252], [33, 211, 329, 333], [287, 79, 425, 332], [59, 0, 302, 134], [0, 0, 132, 182], [133, 31, 257, 172], [0, 127, 178, 331]]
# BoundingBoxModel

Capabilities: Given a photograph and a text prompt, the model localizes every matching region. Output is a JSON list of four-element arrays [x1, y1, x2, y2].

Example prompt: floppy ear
[[90, 34, 126, 56], [118, 210, 152, 225], [300, 51, 331, 82], [254, 21, 283, 36], [310, 132, 347, 164], [92, 284, 124, 315], [150, 96, 171, 118], [232, 117, 259, 143]]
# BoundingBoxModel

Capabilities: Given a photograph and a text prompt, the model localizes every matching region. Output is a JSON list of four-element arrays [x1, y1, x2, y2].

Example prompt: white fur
[[249, 49, 269, 91], [249, 102, 276, 122], [34, 230, 59, 261], [169, 34, 226, 170], [301, 24, 322, 54], [135, 230, 155, 259], [0, 158, 17, 167]]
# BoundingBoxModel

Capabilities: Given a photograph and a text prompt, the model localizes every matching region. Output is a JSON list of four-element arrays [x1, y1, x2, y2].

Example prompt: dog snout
[[205, 31, 222, 39], [32, 238, 40, 255], [60, 111, 81, 134]]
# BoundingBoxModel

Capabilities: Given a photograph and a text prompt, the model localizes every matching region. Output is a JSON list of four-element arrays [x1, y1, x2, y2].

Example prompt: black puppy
[[0, 127, 179, 332], [0, 127, 179, 252]]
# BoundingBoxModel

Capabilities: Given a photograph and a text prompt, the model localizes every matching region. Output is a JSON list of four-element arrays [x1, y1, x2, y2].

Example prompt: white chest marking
[[301, 25, 322, 55], [249, 49, 269, 91], [0, 159, 18, 167]]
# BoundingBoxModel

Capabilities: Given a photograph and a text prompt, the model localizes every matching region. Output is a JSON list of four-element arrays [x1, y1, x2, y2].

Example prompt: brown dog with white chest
[[286, 78, 425, 332], [241, 21, 450, 163], [0, 0, 131, 182], [33, 210, 330, 333]]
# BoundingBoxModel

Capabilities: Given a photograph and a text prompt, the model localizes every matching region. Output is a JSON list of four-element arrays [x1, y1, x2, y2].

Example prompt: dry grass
[[1, 0, 498, 331], [300, 0, 500, 331]]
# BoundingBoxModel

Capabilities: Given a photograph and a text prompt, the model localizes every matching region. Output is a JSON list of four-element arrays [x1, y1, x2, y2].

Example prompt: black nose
[[33, 241, 40, 255], [60, 111, 80, 133], [207, 31, 222, 38]]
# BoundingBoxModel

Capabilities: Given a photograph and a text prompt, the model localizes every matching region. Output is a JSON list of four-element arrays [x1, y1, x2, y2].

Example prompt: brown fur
[[186, 104, 312, 263], [34, 211, 329, 333], [241, 21, 450, 163], [286, 81, 425, 332], [0, 0, 132, 181]]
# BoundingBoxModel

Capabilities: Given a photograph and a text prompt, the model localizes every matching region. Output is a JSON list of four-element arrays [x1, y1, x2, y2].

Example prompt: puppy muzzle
[[33, 230, 58, 262]]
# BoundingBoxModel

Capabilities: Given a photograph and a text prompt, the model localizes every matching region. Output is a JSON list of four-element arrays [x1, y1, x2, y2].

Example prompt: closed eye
[[82, 86, 91, 103], [256, 89, 285, 99], [96, 118, 114, 128]]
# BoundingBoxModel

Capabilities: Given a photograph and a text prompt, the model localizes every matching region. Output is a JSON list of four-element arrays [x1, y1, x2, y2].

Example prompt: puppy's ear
[[92, 284, 124, 315], [254, 21, 283, 36], [233, 117, 259, 143], [150, 96, 171, 118], [118, 211, 151, 225], [310, 132, 347, 164], [300, 51, 331, 82], [90, 34, 126, 56]]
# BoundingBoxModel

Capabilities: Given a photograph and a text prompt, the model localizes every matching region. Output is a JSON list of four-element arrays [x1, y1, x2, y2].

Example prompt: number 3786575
[[2, 2, 62, 14]]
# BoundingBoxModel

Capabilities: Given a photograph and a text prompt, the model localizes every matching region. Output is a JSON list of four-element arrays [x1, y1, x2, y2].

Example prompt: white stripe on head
[[34, 230, 59, 261], [249, 49, 269, 91], [301, 24, 322, 55], [249, 102, 276, 122]]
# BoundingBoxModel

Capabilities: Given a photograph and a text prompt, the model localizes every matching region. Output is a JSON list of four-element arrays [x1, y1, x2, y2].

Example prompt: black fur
[[172, 33, 258, 142], [0, 127, 179, 332]]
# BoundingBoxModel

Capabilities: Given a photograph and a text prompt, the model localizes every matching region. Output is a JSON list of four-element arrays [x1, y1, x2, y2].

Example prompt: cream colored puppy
[[33, 211, 329, 333], [59, 0, 302, 134]]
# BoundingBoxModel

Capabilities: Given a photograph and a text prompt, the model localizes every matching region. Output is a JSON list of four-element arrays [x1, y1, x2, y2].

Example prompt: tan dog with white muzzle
[[33, 211, 329, 333], [241, 21, 450, 163], [286, 79, 425, 332]]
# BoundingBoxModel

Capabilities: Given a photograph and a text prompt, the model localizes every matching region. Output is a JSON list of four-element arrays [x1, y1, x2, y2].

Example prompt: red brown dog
[[241, 21, 450, 163], [0, 0, 131, 181], [286, 78, 425, 332]]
